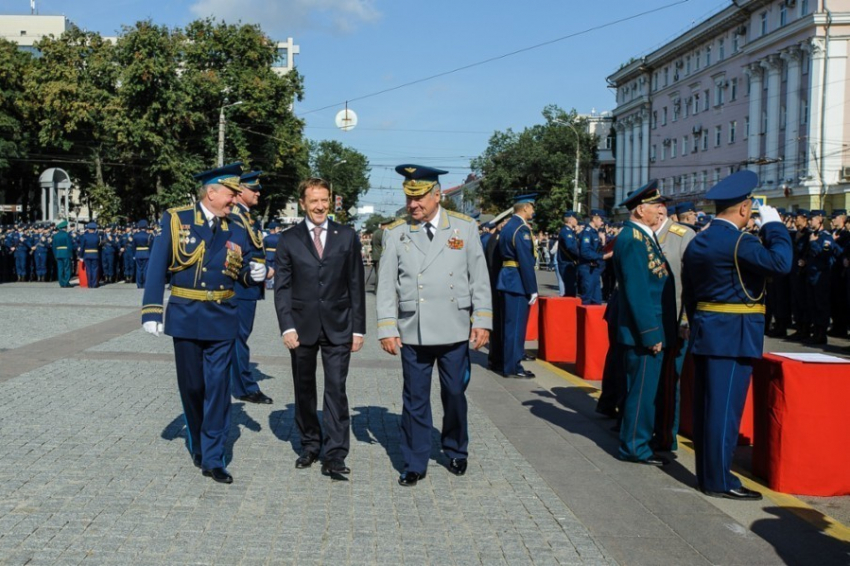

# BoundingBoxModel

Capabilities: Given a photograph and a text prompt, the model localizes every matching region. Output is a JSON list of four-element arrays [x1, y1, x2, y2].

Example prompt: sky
[[6, 0, 734, 215]]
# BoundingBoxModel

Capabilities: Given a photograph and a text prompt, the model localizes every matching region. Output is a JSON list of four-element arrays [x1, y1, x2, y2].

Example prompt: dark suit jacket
[[274, 219, 366, 345]]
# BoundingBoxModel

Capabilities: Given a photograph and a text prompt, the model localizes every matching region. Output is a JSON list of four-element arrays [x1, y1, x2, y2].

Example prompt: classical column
[[615, 122, 626, 206], [761, 55, 783, 184], [640, 108, 651, 186], [744, 62, 764, 174], [41, 187, 47, 222], [781, 46, 803, 185], [631, 115, 641, 192], [805, 38, 826, 191]]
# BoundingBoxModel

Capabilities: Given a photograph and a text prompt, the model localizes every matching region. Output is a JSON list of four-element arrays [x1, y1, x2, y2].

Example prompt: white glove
[[143, 321, 163, 336], [249, 261, 267, 282], [529, 293, 539, 306], [758, 204, 781, 227]]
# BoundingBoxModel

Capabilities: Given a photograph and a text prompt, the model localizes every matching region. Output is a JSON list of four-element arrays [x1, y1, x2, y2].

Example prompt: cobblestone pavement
[[0, 283, 611, 565]]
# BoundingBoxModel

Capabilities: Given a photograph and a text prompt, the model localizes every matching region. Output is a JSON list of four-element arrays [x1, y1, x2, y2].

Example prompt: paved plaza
[[0, 278, 848, 565]]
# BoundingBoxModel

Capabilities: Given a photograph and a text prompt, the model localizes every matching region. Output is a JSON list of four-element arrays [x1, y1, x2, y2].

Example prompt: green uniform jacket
[[51, 230, 73, 260]]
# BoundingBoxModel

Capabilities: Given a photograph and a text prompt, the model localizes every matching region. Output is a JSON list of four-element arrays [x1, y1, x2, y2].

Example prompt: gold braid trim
[[169, 211, 205, 275], [733, 232, 766, 304], [233, 209, 265, 250]]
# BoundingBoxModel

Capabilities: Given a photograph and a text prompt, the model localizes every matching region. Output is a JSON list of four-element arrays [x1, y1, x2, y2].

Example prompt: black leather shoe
[[622, 455, 669, 467], [512, 370, 536, 379], [237, 391, 273, 404], [192, 454, 202, 468], [448, 458, 467, 476], [595, 406, 618, 419], [202, 467, 233, 484], [398, 471, 426, 487], [787, 330, 809, 342], [321, 458, 351, 479], [295, 452, 319, 469], [703, 486, 763, 501], [522, 353, 536, 361]]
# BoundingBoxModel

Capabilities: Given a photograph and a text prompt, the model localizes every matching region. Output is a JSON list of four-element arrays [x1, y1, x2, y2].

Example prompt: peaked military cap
[[240, 170, 263, 190], [56, 220, 68, 229], [795, 209, 810, 217], [705, 170, 758, 208], [563, 210, 577, 218], [194, 162, 243, 192], [512, 193, 537, 205], [266, 221, 279, 230], [617, 179, 666, 210], [395, 164, 448, 197], [678, 201, 696, 214], [831, 209, 847, 218], [137, 219, 149, 229], [809, 209, 826, 219], [85, 222, 97, 230], [776, 207, 787, 216]]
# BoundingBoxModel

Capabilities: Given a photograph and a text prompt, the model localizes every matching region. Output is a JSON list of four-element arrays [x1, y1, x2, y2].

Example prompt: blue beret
[[617, 179, 666, 211], [563, 210, 577, 218], [678, 201, 696, 214], [831, 209, 847, 218], [705, 170, 758, 207], [512, 193, 537, 205], [809, 209, 826, 219], [194, 162, 243, 190], [137, 219, 149, 229], [795, 209, 810, 217], [240, 170, 263, 190]]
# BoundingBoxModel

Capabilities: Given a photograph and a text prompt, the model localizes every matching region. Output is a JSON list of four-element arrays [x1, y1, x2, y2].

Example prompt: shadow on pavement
[[751, 506, 850, 565], [249, 362, 275, 382], [269, 404, 300, 456], [160, 403, 261, 466], [352, 405, 445, 474]]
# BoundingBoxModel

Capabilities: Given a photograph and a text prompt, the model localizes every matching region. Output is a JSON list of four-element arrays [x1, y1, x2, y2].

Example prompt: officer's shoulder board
[[385, 219, 405, 231], [167, 204, 194, 216], [447, 210, 473, 223], [668, 223, 688, 237], [632, 228, 644, 241]]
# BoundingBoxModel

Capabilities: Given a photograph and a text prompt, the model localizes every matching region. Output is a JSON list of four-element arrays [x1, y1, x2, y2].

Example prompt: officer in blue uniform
[[829, 210, 849, 338], [52, 220, 73, 287], [133, 220, 154, 288], [802, 209, 835, 345], [122, 225, 136, 283], [497, 194, 538, 378], [788, 210, 811, 340], [79, 222, 102, 288], [141, 162, 267, 484], [12, 227, 31, 282], [229, 170, 273, 404], [612, 181, 676, 466], [33, 229, 49, 281], [101, 227, 118, 283], [676, 201, 699, 231], [557, 211, 580, 297], [577, 209, 610, 305], [682, 170, 792, 500], [263, 221, 281, 291]]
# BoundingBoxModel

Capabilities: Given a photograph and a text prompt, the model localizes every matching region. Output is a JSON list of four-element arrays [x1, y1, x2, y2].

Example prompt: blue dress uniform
[[682, 171, 792, 499], [496, 195, 538, 378], [262, 222, 281, 291], [577, 210, 606, 305], [788, 210, 811, 340], [557, 211, 580, 297], [803, 210, 835, 345], [612, 182, 677, 464], [79, 223, 102, 288], [33, 234, 49, 280], [830, 210, 850, 337], [122, 229, 136, 282], [101, 230, 118, 282], [13, 231, 31, 281], [228, 171, 272, 403], [141, 163, 260, 478], [51, 221, 73, 287], [133, 221, 154, 288]]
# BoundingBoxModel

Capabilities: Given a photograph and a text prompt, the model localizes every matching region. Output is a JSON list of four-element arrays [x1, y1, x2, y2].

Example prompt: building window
[[704, 90, 710, 111], [760, 12, 768, 36], [715, 125, 722, 147], [729, 120, 737, 144], [719, 38, 725, 61], [706, 46, 712, 66], [780, 4, 788, 27], [702, 130, 709, 150], [661, 144, 667, 161], [691, 135, 697, 154], [673, 103, 680, 122], [680, 175, 687, 193], [715, 83, 725, 107], [745, 116, 750, 138], [701, 170, 708, 191], [733, 34, 740, 53], [682, 135, 689, 156], [695, 50, 701, 70], [693, 94, 700, 115], [801, 0, 810, 16], [691, 172, 698, 192], [684, 100, 689, 118], [664, 67, 669, 87], [274, 47, 289, 67], [653, 73, 658, 91], [662, 107, 668, 126], [686, 56, 691, 75], [672, 139, 677, 158], [714, 168, 721, 184], [801, 99, 808, 125], [652, 110, 658, 129], [730, 78, 738, 101], [651, 145, 657, 161]]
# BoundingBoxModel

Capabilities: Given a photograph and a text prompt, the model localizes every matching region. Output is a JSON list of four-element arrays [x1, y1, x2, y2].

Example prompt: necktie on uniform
[[424, 222, 434, 241], [211, 217, 220, 234], [313, 225, 324, 258]]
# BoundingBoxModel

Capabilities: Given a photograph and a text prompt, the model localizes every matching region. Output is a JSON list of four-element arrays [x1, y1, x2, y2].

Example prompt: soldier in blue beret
[[141, 162, 268, 484], [577, 208, 610, 305], [229, 170, 273, 405], [682, 171, 792, 499], [829, 209, 849, 337], [557, 211, 580, 297]]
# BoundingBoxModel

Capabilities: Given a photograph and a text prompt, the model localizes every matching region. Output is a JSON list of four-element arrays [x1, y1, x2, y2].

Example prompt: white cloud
[[189, 0, 380, 35]]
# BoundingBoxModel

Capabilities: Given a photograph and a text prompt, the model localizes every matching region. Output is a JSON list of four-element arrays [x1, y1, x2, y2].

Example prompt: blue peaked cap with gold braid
[[194, 162, 244, 192], [395, 164, 448, 197], [240, 170, 263, 190]]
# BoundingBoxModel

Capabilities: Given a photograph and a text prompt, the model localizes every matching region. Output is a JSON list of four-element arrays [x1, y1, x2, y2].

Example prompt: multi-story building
[[581, 111, 616, 212], [608, 0, 850, 214]]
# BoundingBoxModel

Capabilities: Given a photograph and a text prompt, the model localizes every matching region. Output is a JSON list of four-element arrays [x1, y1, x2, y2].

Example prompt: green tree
[[310, 140, 371, 224], [362, 213, 395, 235], [0, 39, 35, 216], [471, 105, 598, 232]]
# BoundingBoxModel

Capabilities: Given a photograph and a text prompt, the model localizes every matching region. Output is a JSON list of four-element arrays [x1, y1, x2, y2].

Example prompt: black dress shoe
[[202, 467, 233, 484], [295, 452, 319, 469], [512, 370, 535, 379], [237, 391, 273, 404], [595, 406, 618, 419], [702, 486, 763, 501], [321, 458, 351, 479], [398, 471, 426, 487], [621, 455, 669, 467], [448, 458, 467, 476], [192, 454, 202, 468], [522, 353, 536, 361]]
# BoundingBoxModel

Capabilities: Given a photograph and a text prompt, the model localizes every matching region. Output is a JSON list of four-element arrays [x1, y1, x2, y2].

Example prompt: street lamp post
[[218, 100, 244, 167], [554, 119, 582, 214], [329, 159, 347, 213]]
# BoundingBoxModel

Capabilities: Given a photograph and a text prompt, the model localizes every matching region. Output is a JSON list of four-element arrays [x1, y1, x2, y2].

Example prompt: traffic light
[[335, 195, 343, 212]]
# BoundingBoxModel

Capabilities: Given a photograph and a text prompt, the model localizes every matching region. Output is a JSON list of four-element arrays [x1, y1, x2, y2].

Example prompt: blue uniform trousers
[[619, 346, 664, 461], [14, 254, 28, 279], [135, 258, 148, 288], [84, 259, 100, 288], [56, 258, 71, 287], [500, 291, 530, 375], [230, 300, 259, 398], [653, 338, 688, 451], [34, 253, 48, 277], [173, 337, 234, 470], [558, 262, 577, 298], [400, 341, 470, 473], [577, 264, 603, 305], [123, 254, 135, 281], [805, 274, 830, 329], [692, 355, 753, 493], [102, 251, 115, 279]]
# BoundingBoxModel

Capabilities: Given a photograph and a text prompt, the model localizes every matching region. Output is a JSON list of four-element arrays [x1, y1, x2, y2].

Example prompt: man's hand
[[678, 325, 690, 342], [603, 251, 613, 260], [650, 342, 663, 354], [351, 335, 364, 353], [528, 293, 538, 306], [282, 330, 300, 350], [469, 328, 490, 350], [142, 321, 163, 337], [266, 267, 275, 280], [809, 231, 818, 242], [250, 261, 267, 282], [380, 337, 403, 356]]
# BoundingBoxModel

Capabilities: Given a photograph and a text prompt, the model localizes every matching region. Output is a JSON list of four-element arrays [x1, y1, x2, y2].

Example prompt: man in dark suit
[[274, 177, 366, 480]]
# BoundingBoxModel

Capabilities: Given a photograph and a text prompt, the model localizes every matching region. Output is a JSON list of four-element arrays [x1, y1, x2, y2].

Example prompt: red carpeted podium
[[525, 299, 539, 342], [678, 354, 754, 446], [78, 259, 88, 288], [751, 354, 850, 496], [575, 305, 608, 380], [537, 297, 581, 363]]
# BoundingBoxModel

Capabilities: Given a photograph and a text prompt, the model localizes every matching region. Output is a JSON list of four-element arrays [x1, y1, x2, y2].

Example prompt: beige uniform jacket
[[657, 218, 696, 319]]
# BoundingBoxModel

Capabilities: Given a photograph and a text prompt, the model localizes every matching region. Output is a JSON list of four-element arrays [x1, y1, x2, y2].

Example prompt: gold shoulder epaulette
[[385, 219, 405, 230], [447, 210, 473, 222], [167, 204, 194, 215], [669, 224, 687, 237], [632, 228, 643, 241]]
